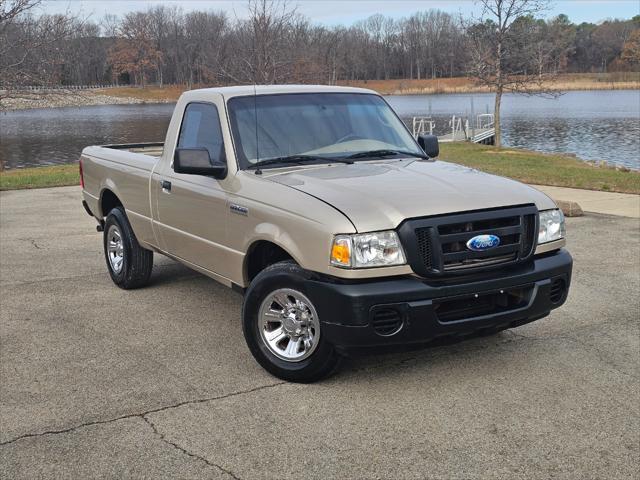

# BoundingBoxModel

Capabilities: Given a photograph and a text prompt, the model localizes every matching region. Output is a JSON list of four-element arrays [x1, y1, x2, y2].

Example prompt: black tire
[[242, 261, 342, 383], [103, 206, 153, 289]]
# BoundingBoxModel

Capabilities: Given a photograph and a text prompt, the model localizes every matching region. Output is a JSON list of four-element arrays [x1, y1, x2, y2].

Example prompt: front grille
[[398, 205, 538, 277], [415, 228, 433, 271], [434, 285, 533, 323], [370, 308, 403, 336], [522, 214, 536, 255]]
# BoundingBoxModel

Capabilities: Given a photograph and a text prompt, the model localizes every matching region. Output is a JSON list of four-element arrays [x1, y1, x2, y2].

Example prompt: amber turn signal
[[330, 237, 351, 267]]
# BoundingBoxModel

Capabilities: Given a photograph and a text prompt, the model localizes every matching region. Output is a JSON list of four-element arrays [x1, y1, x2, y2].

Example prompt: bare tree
[[466, 0, 556, 147], [185, 11, 229, 87], [0, 0, 43, 94], [1, 0, 637, 105], [220, 0, 300, 84], [0, 0, 76, 106], [100, 13, 119, 37]]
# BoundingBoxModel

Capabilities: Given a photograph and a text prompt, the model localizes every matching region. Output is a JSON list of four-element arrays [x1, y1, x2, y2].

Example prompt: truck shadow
[[147, 259, 206, 287], [340, 330, 514, 369], [142, 256, 545, 383]]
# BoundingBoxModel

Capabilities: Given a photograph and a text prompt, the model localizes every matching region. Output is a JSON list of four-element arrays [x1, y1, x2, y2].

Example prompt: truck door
[[152, 100, 232, 279]]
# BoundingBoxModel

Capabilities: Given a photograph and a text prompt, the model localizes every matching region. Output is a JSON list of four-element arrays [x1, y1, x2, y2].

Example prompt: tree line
[[1, 0, 639, 90]]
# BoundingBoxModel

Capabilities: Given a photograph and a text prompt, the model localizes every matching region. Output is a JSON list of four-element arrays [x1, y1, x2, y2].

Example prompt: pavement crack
[[0, 412, 143, 448], [141, 381, 287, 417], [15, 237, 44, 249], [142, 415, 242, 479], [0, 381, 285, 447], [504, 330, 530, 340]]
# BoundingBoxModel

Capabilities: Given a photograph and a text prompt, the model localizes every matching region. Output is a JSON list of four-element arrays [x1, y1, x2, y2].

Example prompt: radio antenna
[[253, 82, 260, 174]]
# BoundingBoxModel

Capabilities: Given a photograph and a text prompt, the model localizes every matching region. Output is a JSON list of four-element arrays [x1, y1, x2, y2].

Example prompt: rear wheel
[[103, 207, 153, 289], [242, 261, 341, 382]]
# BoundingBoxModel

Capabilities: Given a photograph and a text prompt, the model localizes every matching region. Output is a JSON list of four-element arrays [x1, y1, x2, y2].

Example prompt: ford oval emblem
[[466, 234, 501, 252]]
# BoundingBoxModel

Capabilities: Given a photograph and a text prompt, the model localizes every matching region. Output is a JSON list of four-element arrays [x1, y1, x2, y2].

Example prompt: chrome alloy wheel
[[106, 224, 124, 273], [258, 288, 320, 362]]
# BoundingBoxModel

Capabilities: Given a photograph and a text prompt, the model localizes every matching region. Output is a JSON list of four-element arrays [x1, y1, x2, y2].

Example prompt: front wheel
[[242, 261, 342, 383]]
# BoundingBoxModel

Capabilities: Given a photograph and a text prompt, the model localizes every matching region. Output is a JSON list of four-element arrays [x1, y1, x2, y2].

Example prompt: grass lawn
[[0, 164, 79, 191], [439, 143, 640, 194], [1, 143, 638, 194]]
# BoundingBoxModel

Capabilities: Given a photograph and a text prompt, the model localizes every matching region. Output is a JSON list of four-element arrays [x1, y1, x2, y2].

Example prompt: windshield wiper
[[247, 154, 354, 170], [346, 149, 430, 160]]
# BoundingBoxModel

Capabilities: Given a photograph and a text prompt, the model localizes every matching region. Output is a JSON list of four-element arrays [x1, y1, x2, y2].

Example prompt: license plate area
[[433, 284, 534, 323]]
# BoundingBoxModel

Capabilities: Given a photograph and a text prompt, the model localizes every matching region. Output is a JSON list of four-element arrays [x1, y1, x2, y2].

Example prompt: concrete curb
[[531, 185, 640, 218]]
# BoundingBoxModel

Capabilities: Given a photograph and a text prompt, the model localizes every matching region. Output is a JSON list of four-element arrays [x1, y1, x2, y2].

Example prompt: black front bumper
[[307, 249, 572, 351]]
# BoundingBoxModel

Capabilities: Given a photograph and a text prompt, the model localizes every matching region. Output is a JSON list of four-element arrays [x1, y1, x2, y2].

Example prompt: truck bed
[[81, 142, 165, 248], [101, 142, 164, 158]]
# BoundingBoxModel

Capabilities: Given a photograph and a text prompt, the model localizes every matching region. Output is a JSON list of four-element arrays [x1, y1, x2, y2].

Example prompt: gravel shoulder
[[0, 186, 638, 479]]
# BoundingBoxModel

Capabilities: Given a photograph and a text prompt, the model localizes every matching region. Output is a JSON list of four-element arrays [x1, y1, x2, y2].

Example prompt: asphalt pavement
[[1, 186, 638, 479]]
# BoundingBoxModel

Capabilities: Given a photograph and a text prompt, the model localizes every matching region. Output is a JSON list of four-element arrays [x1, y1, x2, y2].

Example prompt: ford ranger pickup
[[80, 85, 572, 382]]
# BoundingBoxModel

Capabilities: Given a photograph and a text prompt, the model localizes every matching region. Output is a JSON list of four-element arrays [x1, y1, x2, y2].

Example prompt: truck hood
[[265, 159, 556, 232]]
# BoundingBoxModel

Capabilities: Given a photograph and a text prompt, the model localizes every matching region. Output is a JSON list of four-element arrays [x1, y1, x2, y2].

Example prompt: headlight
[[331, 231, 406, 268], [538, 209, 565, 244]]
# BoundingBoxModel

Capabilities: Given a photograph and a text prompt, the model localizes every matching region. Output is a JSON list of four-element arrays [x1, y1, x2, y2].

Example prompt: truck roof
[[183, 84, 378, 100]]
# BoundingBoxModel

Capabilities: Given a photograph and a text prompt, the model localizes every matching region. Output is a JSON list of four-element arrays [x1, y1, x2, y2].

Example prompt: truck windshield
[[227, 93, 423, 169]]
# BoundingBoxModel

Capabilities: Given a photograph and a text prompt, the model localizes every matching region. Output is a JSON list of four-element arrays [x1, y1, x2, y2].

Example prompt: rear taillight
[[79, 158, 84, 188]]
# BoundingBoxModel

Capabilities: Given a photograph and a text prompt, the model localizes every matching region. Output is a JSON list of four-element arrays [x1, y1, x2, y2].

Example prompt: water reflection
[[0, 90, 638, 169], [502, 117, 639, 169], [0, 104, 174, 169], [388, 90, 640, 170]]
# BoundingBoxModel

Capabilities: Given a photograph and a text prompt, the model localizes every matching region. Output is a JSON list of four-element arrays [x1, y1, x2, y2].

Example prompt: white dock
[[413, 114, 496, 145]]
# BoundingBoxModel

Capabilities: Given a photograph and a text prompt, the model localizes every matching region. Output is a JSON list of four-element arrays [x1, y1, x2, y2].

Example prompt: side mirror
[[417, 134, 439, 158], [174, 148, 227, 179]]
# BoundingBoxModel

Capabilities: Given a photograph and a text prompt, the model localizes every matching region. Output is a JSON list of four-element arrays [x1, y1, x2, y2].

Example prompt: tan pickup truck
[[80, 85, 572, 382]]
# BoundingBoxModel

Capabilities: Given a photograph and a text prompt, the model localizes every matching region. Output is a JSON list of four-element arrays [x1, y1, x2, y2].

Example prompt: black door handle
[[161, 180, 171, 192]]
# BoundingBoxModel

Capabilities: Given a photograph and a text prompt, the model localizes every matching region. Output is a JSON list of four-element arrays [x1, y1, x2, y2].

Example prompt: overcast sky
[[40, 0, 640, 25]]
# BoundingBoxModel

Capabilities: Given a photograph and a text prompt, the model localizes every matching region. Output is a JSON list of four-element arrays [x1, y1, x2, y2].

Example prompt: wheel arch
[[99, 187, 123, 218], [243, 239, 301, 285]]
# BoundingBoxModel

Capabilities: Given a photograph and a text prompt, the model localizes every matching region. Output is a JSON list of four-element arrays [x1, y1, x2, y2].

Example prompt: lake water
[[1, 90, 638, 170]]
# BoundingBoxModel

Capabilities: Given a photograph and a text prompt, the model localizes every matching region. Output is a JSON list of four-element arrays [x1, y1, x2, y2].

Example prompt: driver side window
[[177, 103, 226, 165]]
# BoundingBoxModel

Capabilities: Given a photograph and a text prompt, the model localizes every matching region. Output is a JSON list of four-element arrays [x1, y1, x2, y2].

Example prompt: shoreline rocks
[[0, 91, 172, 111]]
